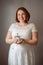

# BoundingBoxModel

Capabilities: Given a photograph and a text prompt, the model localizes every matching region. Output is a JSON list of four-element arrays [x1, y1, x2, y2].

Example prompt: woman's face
[[17, 10, 26, 23]]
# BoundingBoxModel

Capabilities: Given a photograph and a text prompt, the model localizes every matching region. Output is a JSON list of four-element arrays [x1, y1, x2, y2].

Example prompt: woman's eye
[[18, 13, 25, 16], [18, 14, 20, 16], [22, 13, 25, 15]]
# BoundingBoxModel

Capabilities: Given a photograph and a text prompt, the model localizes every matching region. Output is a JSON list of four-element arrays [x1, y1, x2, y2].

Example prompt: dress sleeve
[[8, 24, 14, 32], [31, 23, 38, 32]]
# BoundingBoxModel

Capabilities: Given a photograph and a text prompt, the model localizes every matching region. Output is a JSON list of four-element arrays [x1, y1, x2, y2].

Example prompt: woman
[[5, 7, 38, 65]]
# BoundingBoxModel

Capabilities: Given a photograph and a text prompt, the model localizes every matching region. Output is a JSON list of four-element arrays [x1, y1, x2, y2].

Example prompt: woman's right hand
[[12, 37, 18, 43]]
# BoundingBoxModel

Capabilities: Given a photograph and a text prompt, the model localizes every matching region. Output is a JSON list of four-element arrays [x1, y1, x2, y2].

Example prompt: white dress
[[8, 23, 37, 65]]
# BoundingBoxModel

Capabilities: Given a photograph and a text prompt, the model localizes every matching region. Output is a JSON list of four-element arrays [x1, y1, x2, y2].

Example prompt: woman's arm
[[5, 31, 17, 44], [23, 32, 38, 45]]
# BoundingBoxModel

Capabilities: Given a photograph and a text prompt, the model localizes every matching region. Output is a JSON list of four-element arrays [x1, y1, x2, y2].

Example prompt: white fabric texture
[[8, 23, 37, 65]]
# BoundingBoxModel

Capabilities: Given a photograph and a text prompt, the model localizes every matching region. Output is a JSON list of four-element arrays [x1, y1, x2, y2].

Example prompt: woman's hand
[[12, 37, 18, 43], [16, 39, 24, 44]]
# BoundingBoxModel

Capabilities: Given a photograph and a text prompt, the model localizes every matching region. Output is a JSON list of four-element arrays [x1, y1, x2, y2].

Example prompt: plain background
[[0, 0, 43, 65]]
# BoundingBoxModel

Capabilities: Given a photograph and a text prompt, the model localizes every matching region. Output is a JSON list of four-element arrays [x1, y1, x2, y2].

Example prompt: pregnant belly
[[9, 43, 29, 54]]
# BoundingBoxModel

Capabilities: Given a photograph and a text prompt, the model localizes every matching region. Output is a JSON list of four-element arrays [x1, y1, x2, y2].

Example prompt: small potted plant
[[15, 33, 21, 40]]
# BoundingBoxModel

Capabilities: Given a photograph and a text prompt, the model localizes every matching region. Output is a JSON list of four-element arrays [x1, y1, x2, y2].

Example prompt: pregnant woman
[[5, 7, 38, 65]]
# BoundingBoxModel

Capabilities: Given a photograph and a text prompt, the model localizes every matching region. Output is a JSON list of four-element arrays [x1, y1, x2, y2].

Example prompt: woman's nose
[[20, 15, 23, 18]]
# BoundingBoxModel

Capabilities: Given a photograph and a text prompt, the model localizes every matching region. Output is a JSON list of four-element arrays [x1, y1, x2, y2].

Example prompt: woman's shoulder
[[10, 23, 16, 27], [29, 22, 35, 25], [28, 22, 36, 27]]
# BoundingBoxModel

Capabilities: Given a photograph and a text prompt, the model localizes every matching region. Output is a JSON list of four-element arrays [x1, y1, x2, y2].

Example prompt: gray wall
[[0, 0, 43, 65]]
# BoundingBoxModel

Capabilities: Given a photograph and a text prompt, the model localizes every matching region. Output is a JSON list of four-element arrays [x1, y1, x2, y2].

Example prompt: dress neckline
[[15, 23, 30, 28]]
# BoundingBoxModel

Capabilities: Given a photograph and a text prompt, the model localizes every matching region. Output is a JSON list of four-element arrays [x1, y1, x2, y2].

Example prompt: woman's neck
[[18, 22, 28, 26]]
